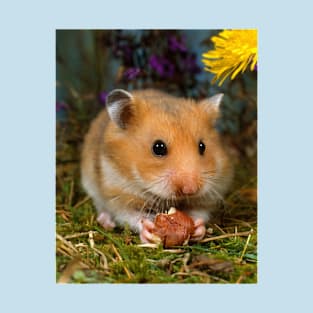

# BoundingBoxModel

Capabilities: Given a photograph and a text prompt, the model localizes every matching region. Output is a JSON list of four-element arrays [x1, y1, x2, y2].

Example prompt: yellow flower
[[202, 29, 257, 86]]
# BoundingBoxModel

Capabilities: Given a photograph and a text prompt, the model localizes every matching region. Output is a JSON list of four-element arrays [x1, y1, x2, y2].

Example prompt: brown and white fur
[[81, 89, 233, 243]]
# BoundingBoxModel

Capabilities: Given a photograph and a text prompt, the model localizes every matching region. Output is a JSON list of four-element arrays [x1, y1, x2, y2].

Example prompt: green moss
[[56, 112, 257, 284]]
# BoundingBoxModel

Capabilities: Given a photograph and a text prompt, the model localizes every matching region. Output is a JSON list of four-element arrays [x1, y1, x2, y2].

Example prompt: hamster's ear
[[199, 93, 224, 113], [106, 89, 134, 129]]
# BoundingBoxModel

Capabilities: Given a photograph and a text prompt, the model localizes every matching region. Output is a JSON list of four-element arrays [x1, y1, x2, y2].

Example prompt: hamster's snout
[[170, 173, 200, 196]]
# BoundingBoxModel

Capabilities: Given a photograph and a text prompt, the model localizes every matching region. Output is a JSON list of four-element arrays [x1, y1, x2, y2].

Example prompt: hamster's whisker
[[138, 192, 162, 218], [138, 195, 154, 217], [206, 180, 224, 200]]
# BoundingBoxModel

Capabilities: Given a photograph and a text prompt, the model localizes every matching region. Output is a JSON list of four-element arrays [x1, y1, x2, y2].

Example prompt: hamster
[[81, 89, 233, 243]]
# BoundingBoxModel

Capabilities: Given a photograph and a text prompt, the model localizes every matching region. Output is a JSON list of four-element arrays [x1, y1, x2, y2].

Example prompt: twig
[[87, 231, 108, 270], [58, 257, 87, 283], [214, 224, 227, 234], [111, 244, 133, 279], [88, 230, 95, 248], [200, 230, 253, 243], [172, 271, 217, 283], [92, 247, 109, 271], [238, 231, 253, 263], [181, 253, 191, 273], [172, 271, 210, 278], [73, 196, 91, 209], [137, 244, 186, 254], [163, 249, 186, 253], [225, 218, 255, 229], [137, 243, 159, 248], [56, 209, 71, 221], [64, 231, 95, 240], [236, 275, 244, 284], [207, 274, 230, 283], [56, 233, 79, 254]]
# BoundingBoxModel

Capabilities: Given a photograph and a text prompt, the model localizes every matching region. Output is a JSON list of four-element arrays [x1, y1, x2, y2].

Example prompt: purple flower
[[254, 63, 258, 71], [182, 54, 201, 74], [168, 35, 187, 52], [56, 101, 67, 112], [98, 91, 108, 104], [113, 42, 133, 64], [123, 67, 141, 80], [149, 55, 175, 78]]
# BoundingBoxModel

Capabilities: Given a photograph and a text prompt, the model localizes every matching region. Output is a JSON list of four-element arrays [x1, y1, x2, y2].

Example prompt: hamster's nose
[[172, 175, 199, 196], [181, 183, 198, 195]]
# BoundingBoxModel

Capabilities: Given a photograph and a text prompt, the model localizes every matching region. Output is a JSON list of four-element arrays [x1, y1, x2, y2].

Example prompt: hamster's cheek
[[131, 165, 172, 198]]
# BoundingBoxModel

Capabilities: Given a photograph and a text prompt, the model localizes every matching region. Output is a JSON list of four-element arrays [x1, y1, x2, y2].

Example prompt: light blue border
[[1, 1, 313, 312]]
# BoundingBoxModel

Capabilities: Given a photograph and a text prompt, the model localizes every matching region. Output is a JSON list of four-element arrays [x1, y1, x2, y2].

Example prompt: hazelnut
[[153, 207, 195, 248]]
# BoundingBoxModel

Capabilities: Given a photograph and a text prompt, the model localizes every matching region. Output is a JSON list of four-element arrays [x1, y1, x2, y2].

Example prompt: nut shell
[[153, 208, 195, 247]]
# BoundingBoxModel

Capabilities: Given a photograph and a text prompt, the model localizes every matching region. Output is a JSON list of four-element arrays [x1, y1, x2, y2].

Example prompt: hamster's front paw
[[140, 219, 162, 244], [97, 212, 116, 230], [190, 218, 206, 242]]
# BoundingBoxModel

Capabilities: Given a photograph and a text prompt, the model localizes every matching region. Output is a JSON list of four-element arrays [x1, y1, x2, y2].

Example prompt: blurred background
[[56, 29, 257, 218], [56, 30, 257, 282]]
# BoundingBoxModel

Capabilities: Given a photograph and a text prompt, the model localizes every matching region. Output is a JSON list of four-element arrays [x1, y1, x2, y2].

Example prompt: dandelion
[[202, 29, 257, 86]]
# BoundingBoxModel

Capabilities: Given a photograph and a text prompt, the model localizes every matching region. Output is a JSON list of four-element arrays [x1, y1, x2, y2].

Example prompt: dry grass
[[56, 164, 257, 283], [56, 110, 257, 284]]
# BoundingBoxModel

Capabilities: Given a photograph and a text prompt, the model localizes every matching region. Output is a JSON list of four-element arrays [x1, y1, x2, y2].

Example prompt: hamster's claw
[[140, 219, 161, 244], [190, 218, 206, 242], [97, 212, 116, 230]]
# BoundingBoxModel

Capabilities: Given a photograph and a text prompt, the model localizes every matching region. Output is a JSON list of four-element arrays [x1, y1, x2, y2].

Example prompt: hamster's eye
[[199, 141, 206, 155], [152, 140, 168, 157]]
